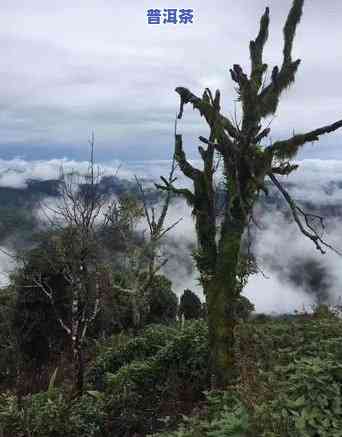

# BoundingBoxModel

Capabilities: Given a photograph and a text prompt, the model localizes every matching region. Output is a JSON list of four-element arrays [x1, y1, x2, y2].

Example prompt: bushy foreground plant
[[87, 323, 179, 390], [254, 356, 342, 436], [1, 317, 342, 437], [150, 391, 250, 437], [88, 321, 209, 436], [150, 318, 342, 437], [0, 389, 105, 437]]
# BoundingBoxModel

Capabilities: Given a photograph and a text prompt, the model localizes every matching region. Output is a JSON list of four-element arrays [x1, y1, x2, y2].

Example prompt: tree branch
[[258, 0, 304, 117], [267, 119, 342, 159], [175, 87, 239, 140], [155, 177, 195, 206], [269, 173, 341, 255], [174, 134, 201, 180], [254, 127, 271, 144], [282, 0, 304, 66], [271, 162, 298, 175], [249, 6, 269, 88]]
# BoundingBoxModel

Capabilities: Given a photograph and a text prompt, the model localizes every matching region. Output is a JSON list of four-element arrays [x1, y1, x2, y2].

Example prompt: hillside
[[1, 313, 342, 436]]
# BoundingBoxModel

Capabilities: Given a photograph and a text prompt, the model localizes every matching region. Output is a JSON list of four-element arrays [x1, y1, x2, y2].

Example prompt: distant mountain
[[0, 175, 160, 248], [0, 172, 341, 307]]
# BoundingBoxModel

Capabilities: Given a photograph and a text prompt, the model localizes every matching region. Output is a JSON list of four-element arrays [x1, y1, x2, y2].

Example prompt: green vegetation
[[1, 315, 342, 436], [179, 289, 203, 320], [0, 287, 17, 388]]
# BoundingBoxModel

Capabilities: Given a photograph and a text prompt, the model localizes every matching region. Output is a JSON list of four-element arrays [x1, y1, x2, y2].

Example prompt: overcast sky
[[1, 0, 342, 161]]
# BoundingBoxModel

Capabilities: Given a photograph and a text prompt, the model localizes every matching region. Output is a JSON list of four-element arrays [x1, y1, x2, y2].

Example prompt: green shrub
[[93, 321, 209, 436], [104, 360, 163, 435], [150, 391, 250, 437], [69, 393, 106, 437], [255, 357, 342, 436], [3, 316, 342, 437], [0, 392, 24, 436], [0, 390, 105, 437], [0, 389, 69, 437], [87, 324, 178, 390]]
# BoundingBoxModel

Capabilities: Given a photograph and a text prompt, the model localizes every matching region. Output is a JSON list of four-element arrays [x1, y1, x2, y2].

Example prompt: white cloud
[[0, 248, 16, 287], [0, 158, 132, 189], [1, 157, 342, 313], [244, 274, 314, 314]]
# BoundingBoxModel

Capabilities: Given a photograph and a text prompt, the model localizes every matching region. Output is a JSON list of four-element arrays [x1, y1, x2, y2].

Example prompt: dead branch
[[269, 173, 341, 255]]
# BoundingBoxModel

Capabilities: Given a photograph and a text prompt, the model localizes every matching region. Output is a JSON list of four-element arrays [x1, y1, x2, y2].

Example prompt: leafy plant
[[0, 390, 105, 437], [89, 321, 209, 436], [150, 391, 250, 437]]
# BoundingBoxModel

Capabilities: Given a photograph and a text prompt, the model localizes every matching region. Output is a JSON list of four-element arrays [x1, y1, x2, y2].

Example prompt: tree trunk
[[204, 216, 244, 389], [73, 343, 84, 396]]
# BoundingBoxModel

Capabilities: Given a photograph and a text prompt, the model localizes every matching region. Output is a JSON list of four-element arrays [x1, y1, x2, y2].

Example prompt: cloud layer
[[1, 156, 342, 314]]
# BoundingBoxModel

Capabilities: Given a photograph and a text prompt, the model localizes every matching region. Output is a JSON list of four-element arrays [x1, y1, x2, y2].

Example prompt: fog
[[0, 157, 342, 313]]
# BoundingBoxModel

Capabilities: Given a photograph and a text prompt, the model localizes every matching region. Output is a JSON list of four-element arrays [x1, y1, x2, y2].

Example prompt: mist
[[0, 157, 342, 313]]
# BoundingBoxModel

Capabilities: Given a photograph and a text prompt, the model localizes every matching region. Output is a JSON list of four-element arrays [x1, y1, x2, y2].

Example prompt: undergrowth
[[1, 316, 342, 436]]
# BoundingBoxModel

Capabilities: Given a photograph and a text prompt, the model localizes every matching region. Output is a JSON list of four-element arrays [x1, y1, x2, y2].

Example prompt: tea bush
[[87, 324, 178, 390], [96, 321, 209, 436], [0, 389, 105, 437], [150, 391, 250, 437], [1, 317, 342, 436], [255, 357, 342, 436]]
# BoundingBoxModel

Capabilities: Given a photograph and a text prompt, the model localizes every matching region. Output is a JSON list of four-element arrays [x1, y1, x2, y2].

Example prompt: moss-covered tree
[[158, 0, 342, 388]]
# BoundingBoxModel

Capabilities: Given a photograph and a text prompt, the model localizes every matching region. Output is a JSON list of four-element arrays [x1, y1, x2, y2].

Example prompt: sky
[[1, 0, 342, 161]]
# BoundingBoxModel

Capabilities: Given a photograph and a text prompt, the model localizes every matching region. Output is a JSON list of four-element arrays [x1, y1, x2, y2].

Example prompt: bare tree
[[25, 134, 111, 395], [136, 156, 182, 276], [158, 0, 342, 388], [105, 156, 181, 330]]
